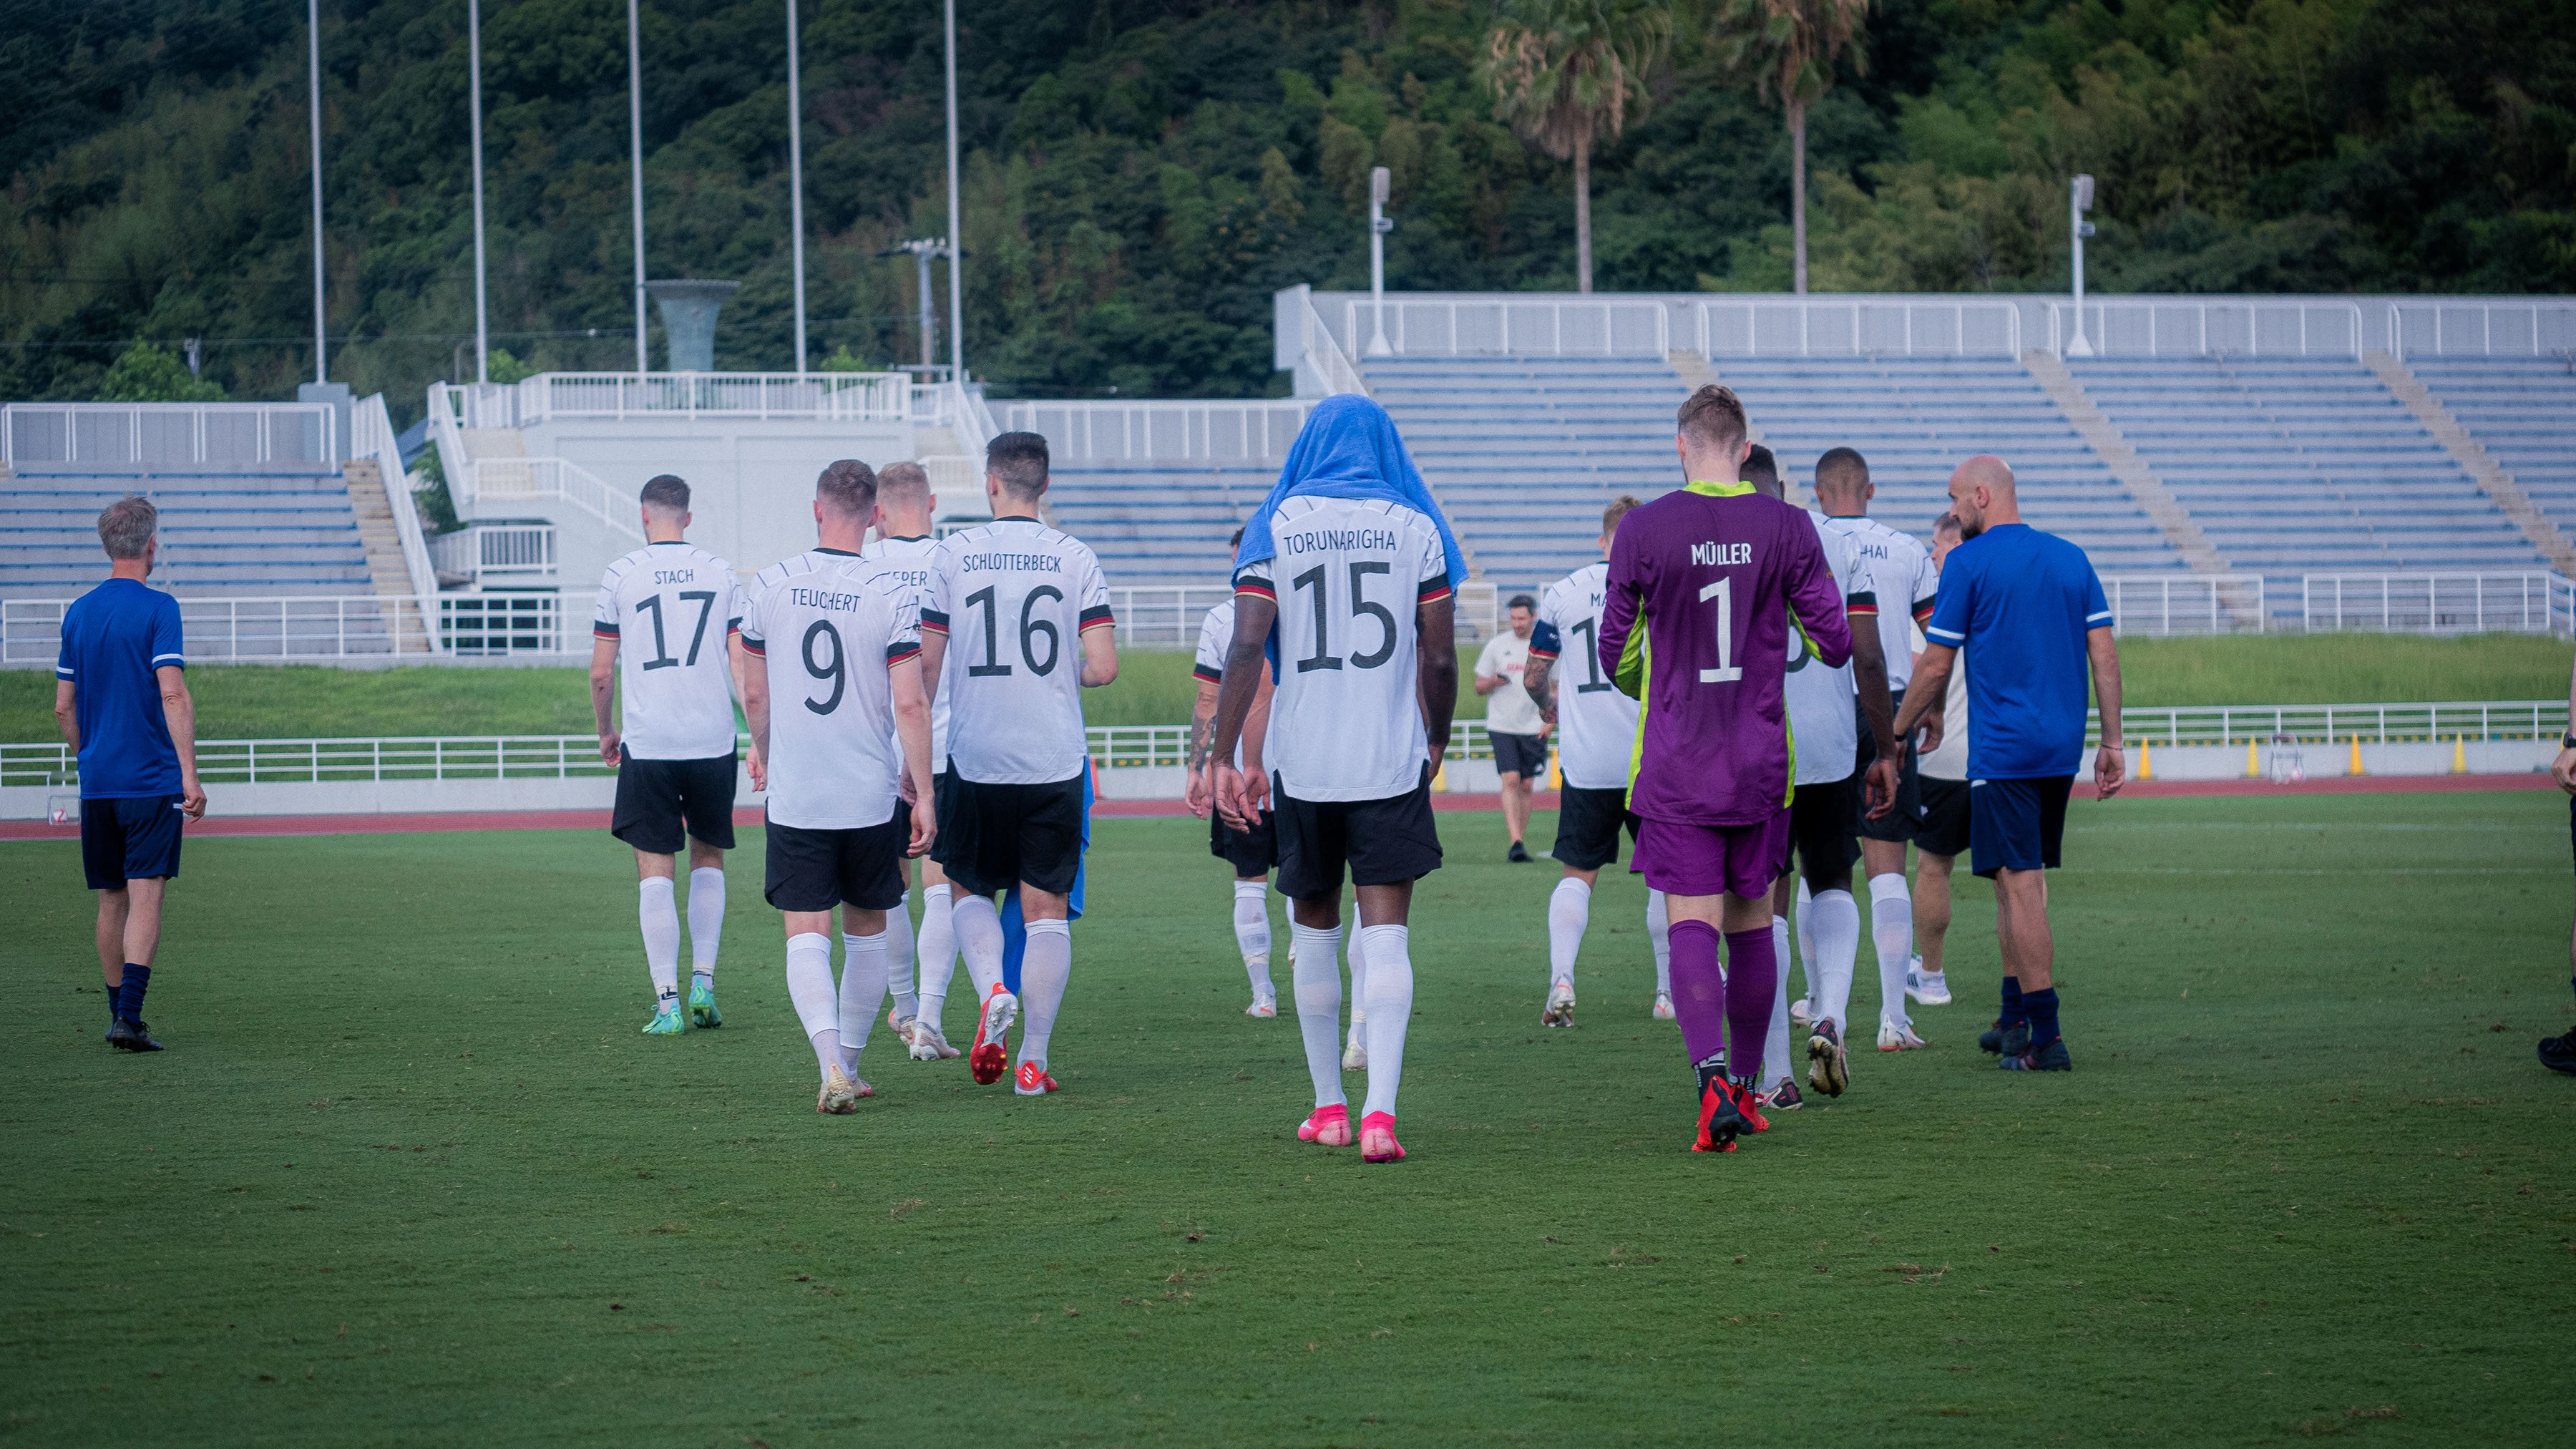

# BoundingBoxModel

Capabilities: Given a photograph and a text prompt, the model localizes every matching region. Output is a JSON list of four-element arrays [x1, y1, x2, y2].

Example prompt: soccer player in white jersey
[[917, 431, 1119, 1097], [738, 461, 937, 1113], [1186, 528, 1282, 1018], [589, 474, 751, 1037], [1815, 448, 1945, 1052], [1908, 512, 1971, 1006], [1523, 494, 1674, 1025], [852, 461, 965, 1062], [1209, 394, 1461, 1166], [1742, 446, 1896, 1106]]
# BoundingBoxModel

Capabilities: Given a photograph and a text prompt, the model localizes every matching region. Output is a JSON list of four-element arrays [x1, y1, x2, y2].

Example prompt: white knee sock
[[915, 884, 957, 1030], [1359, 924, 1414, 1118], [638, 877, 681, 1009], [951, 892, 1005, 1000], [882, 891, 918, 1023], [1647, 889, 1672, 995], [1794, 877, 1817, 978], [1346, 919, 1370, 1027], [1766, 916, 1792, 1088], [837, 930, 889, 1074], [785, 932, 840, 1080], [1811, 887, 1861, 1031], [1546, 877, 1590, 990], [684, 867, 724, 989], [1868, 872, 1913, 1030], [1232, 882, 1273, 994], [1016, 918, 1073, 1070], [1289, 922, 1346, 1108]]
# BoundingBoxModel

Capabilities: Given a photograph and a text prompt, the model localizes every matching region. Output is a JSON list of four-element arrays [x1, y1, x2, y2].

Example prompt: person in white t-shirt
[[1186, 528, 1285, 1018], [738, 460, 937, 1113], [917, 431, 1119, 1098], [588, 473, 751, 1037], [1474, 597, 1548, 862], [1907, 511, 1971, 1007], [1209, 394, 1461, 1166], [851, 461, 965, 1063], [1523, 495, 1673, 1027]]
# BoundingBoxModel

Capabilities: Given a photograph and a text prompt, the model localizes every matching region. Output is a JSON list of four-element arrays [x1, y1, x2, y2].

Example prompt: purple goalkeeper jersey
[[1597, 482, 1852, 827]]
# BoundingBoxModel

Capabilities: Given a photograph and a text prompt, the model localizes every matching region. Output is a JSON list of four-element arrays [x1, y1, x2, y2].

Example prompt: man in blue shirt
[[1893, 455, 2125, 1073], [54, 495, 206, 1052]]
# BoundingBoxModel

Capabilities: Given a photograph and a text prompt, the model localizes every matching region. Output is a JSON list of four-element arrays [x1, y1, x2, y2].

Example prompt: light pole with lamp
[[628, 0, 648, 374], [784, 0, 808, 376], [1365, 165, 1394, 358], [942, 0, 964, 384], [879, 239, 954, 370], [2066, 173, 2097, 358], [469, 0, 488, 384]]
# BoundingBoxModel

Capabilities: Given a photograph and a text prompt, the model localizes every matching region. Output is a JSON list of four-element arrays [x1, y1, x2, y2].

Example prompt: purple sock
[[1722, 926, 1777, 1085], [1667, 919, 1727, 1076]]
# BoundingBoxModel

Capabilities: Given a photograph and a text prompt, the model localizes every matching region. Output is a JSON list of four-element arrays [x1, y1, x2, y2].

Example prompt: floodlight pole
[[916, 247, 937, 368], [1365, 166, 1393, 358], [308, 0, 326, 384], [628, 0, 648, 375], [784, 0, 808, 376], [2067, 173, 2097, 358], [469, 0, 489, 384], [942, 0, 963, 384]]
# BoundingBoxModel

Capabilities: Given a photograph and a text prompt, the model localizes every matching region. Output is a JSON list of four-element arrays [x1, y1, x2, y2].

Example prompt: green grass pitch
[[6, 794, 2573, 1445]]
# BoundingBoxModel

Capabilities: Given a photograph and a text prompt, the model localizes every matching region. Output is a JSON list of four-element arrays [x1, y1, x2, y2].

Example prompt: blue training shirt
[[57, 578, 185, 799], [1922, 522, 2110, 780]]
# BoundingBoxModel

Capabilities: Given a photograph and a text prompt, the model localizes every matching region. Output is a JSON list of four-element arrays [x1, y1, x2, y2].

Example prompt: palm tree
[[1478, 0, 1674, 294], [1714, 0, 1872, 294]]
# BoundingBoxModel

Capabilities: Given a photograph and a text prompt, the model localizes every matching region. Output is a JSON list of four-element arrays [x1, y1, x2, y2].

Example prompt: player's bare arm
[[740, 645, 773, 793], [1848, 620, 1899, 820], [1894, 641, 1956, 741], [1210, 595, 1276, 831], [157, 663, 206, 821], [1417, 593, 1458, 762], [589, 634, 622, 764], [2555, 644, 2576, 794], [1241, 667, 1276, 779], [1523, 656, 1557, 726], [53, 680, 77, 750], [890, 655, 938, 857], [2087, 625, 2126, 798], [1186, 676, 1221, 817], [1080, 615, 1119, 687]]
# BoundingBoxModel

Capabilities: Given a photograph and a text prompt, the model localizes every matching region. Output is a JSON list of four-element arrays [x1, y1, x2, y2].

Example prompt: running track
[[0, 773, 2555, 841]]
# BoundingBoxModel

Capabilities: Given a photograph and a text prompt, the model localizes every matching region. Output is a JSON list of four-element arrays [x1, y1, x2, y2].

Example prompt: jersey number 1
[[1698, 578, 1744, 684]]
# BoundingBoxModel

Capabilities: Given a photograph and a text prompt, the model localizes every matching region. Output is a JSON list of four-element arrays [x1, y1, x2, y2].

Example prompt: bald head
[[1946, 454, 2021, 538]]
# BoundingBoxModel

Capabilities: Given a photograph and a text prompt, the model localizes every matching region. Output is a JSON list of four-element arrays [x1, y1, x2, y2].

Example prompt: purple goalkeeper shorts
[[1632, 809, 1792, 899]]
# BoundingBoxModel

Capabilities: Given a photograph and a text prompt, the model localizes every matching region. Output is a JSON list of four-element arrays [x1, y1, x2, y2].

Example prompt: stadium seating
[[1038, 464, 1282, 587], [2403, 356, 2576, 540], [1364, 356, 1689, 590], [2065, 358, 2546, 578], [0, 462, 372, 600]]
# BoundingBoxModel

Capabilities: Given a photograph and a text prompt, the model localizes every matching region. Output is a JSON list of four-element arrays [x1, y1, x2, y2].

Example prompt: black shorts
[[612, 750, 739, 854], [1917, 776, 1971, 858], [763, 808, 909, 913], [1852, 687, 1921, 842], [1272, 764, 1444, 901], [1211, 804, 1277, 877], [1551, 784, 1639, 871], [933, 771, 1086, 897], [1787, 773, 1859, 891], [1491, 730, 1548, 780], [81, 794, 184, 890], [1971, 776, 2074, 879]]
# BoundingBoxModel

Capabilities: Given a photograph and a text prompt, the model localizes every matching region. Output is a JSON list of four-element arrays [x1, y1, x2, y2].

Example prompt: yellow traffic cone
[[1549, 749, 1563, 791], [2451, 734, 2467, 774], [2243, 737, 2260, 778], [2348, 734, 2365, 776], [2137, 738, 2152, 781], [1432, 758, 1448, 792]]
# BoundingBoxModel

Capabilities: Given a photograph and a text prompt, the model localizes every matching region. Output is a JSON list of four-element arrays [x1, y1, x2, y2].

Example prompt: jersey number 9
[[801, 619, 845, 715]]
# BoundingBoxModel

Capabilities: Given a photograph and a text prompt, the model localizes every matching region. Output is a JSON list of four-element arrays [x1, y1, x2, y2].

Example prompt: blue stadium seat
[[1040, 464, 1282, 588], [0, 462, 371, 600], [2404, 356, 2576, 542]]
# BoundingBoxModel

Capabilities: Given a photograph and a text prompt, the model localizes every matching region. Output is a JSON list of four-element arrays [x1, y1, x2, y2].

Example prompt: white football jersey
[[1531, 562, 1638, 791], [1822, 514, 1940, 690], [1234, 495, 1451, 803], [1782, 511, 1870, 786], [854, 534, 951, 775], [741, 549, 919, 831], [592, 541, 747, 761], [1916, 648, 1972, 781], [1194, 598, 1259, 771], [923, 518, 1113, 786]]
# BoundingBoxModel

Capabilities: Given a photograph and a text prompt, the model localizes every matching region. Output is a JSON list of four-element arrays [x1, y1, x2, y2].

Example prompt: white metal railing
[[1297, 292, 1370, 398], [1, 593, 586, 662], [2387, 303, 2576, 360], [2300, 572, 2571, 636], [429, 524, 557, 581], [351, 392, 444, 627], [909, 378, 1000, 450], [2049, 301, 2365, 359], [465, 457, 644, 542], [2097, 573, 2266, 635], [2, 401, 336, 467], [1004, 400, 1314, 464], [1694, 300, 2020, 358], [431, 373, 910, 429], [2084, 701, 2565, 748], [1347, 298, 1669, 358]]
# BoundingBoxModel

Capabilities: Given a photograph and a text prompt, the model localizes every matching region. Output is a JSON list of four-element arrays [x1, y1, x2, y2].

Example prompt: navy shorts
[[81, 794, 185, 890], [1491, 730, 1548, 780], [612, 750, 739, 854], [1970, 776, 2073, 879]]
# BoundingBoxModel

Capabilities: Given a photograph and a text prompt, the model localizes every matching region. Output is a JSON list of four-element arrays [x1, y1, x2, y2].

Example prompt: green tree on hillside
[[1478, 0, 1673, 294], [97, 341, 224, 401], [1714, 0, 1874, 296]]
